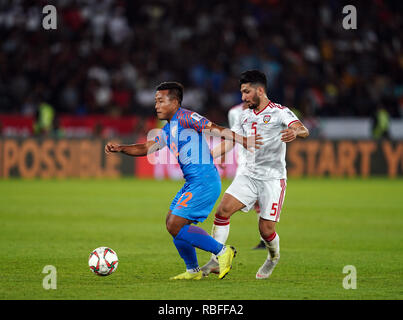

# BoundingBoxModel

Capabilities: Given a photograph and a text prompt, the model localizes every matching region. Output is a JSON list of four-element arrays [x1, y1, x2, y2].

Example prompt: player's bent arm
[[205, 122, 262, 151], [105, 140, 160, 157], [280, 122, 309, 143], [290, 121, 309, 139]]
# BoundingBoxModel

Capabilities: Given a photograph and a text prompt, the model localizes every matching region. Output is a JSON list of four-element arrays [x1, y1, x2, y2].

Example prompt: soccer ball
[[88, 247, 118, 276]]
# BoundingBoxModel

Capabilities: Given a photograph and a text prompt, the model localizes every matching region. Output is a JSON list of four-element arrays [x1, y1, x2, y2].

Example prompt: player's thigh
[[258, 179, 287, 222], [165, 209, 172, 226], [224, 175, 258, 214]]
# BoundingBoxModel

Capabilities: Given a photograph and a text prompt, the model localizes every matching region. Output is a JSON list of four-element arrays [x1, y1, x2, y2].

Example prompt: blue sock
[[173, 237, 199, 270], [175, 224, 224, 255]]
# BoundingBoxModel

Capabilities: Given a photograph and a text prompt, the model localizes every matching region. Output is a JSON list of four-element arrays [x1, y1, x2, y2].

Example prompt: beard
[[247, 94, 260, 109]]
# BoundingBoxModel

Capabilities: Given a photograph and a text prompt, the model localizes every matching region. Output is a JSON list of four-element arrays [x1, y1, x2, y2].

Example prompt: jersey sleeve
[[280, 108, 300, 127], [228, 108, 238, 129], [178, 110, 209, 133], [230, 111, 244, 135]]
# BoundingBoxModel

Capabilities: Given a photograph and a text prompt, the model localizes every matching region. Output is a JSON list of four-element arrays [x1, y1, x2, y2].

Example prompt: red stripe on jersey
[[274, 103, 285, 109], [253, 102, 271, 115], [268, 101, 286, 109], [288, 120, 300, 127]]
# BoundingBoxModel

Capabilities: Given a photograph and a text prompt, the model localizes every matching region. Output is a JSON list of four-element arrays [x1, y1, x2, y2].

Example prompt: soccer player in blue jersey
[[105, 82, 261, 280]]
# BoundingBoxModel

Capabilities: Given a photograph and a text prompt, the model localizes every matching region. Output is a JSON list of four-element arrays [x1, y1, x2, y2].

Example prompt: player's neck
[[166, 106, 180, 122], [255, 97, 270, 113]]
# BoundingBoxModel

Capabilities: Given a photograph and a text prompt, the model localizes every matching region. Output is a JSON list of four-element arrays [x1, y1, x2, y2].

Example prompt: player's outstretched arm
[[105, 140, 160, 157], [205, 122, 262, 152], [280, 122, 309, 143], [211, 140, 235, 159]]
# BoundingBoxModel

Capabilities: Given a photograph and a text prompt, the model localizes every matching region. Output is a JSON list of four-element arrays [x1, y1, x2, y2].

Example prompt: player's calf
[[258, 218, 276, 240]]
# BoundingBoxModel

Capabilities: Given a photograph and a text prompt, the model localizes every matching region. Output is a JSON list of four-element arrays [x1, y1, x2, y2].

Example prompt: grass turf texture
[[0, 178, 402, 300]]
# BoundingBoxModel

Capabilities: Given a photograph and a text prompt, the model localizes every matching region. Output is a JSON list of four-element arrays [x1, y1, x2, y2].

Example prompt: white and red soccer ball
[[88, 247, 118, 276]]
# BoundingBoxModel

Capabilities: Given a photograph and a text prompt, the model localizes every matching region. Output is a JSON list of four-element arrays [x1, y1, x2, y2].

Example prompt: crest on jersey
[[171, 125, 177, 138], [263, 115, 271, 124]]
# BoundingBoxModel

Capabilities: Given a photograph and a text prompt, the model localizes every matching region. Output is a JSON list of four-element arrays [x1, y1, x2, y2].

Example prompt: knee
[[216, 203, 233, 219], [166, 220, 177, 237], [166, 214, 179, 237]]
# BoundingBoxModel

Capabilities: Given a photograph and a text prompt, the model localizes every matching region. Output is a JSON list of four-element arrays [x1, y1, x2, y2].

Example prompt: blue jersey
[[155, 108, 219, 183], [154, 107, 221, 222]]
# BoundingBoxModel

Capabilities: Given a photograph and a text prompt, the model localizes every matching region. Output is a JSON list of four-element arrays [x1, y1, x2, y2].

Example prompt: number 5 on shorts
[[270, 203, 278, 216]]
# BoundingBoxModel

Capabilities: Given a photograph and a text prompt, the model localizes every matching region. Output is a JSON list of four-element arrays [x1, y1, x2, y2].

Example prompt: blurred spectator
[[110, 72, 132, 116]]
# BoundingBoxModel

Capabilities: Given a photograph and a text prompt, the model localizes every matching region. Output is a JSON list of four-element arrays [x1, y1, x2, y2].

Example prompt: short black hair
[[239, 70, 267, 90], [156, 81, 184, 104]]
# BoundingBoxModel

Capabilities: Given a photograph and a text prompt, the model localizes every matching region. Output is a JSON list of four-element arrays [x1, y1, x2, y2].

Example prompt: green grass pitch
[[0, 178, 402, 300]]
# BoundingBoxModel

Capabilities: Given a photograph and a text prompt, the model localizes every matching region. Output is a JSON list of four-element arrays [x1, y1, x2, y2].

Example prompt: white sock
[[210, 214, 230, 260], [211, 223, 230, 244], [263, 232, 280, 260]]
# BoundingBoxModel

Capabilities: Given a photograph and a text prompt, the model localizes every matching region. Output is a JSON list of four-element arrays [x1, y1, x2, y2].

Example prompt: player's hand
[[280, 128, 297, 143], [105, 142, 122, 154], [244, 134, 263, 152]]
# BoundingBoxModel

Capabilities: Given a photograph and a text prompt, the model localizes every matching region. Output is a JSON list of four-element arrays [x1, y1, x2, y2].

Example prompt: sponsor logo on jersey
[[263, 115, 271, 124], [191, 112, 203, 122], [171, 125, 177, 138]]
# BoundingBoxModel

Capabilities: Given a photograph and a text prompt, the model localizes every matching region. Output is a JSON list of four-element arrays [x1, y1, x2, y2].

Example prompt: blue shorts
[[170, 179, 221, 223]]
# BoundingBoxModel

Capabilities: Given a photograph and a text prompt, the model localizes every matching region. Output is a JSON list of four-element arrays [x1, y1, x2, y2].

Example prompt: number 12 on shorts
[[177, 192, 193, 208], [270, 203, 278, 216]]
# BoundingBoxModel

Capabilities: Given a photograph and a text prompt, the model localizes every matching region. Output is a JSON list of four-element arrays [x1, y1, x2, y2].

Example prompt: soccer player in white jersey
[[202, 70, 309, 279], [228, 103, 266, 249]]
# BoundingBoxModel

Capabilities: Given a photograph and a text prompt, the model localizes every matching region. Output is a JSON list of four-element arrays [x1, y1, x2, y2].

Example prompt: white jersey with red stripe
[[231, 100, 300, 180]]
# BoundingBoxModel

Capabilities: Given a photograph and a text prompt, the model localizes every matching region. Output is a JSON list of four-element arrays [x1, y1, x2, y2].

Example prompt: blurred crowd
[[0, 0, 402, 128]]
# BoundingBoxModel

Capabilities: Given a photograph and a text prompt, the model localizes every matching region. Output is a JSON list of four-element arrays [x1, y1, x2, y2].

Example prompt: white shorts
[[225, 175, 287, 222]]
